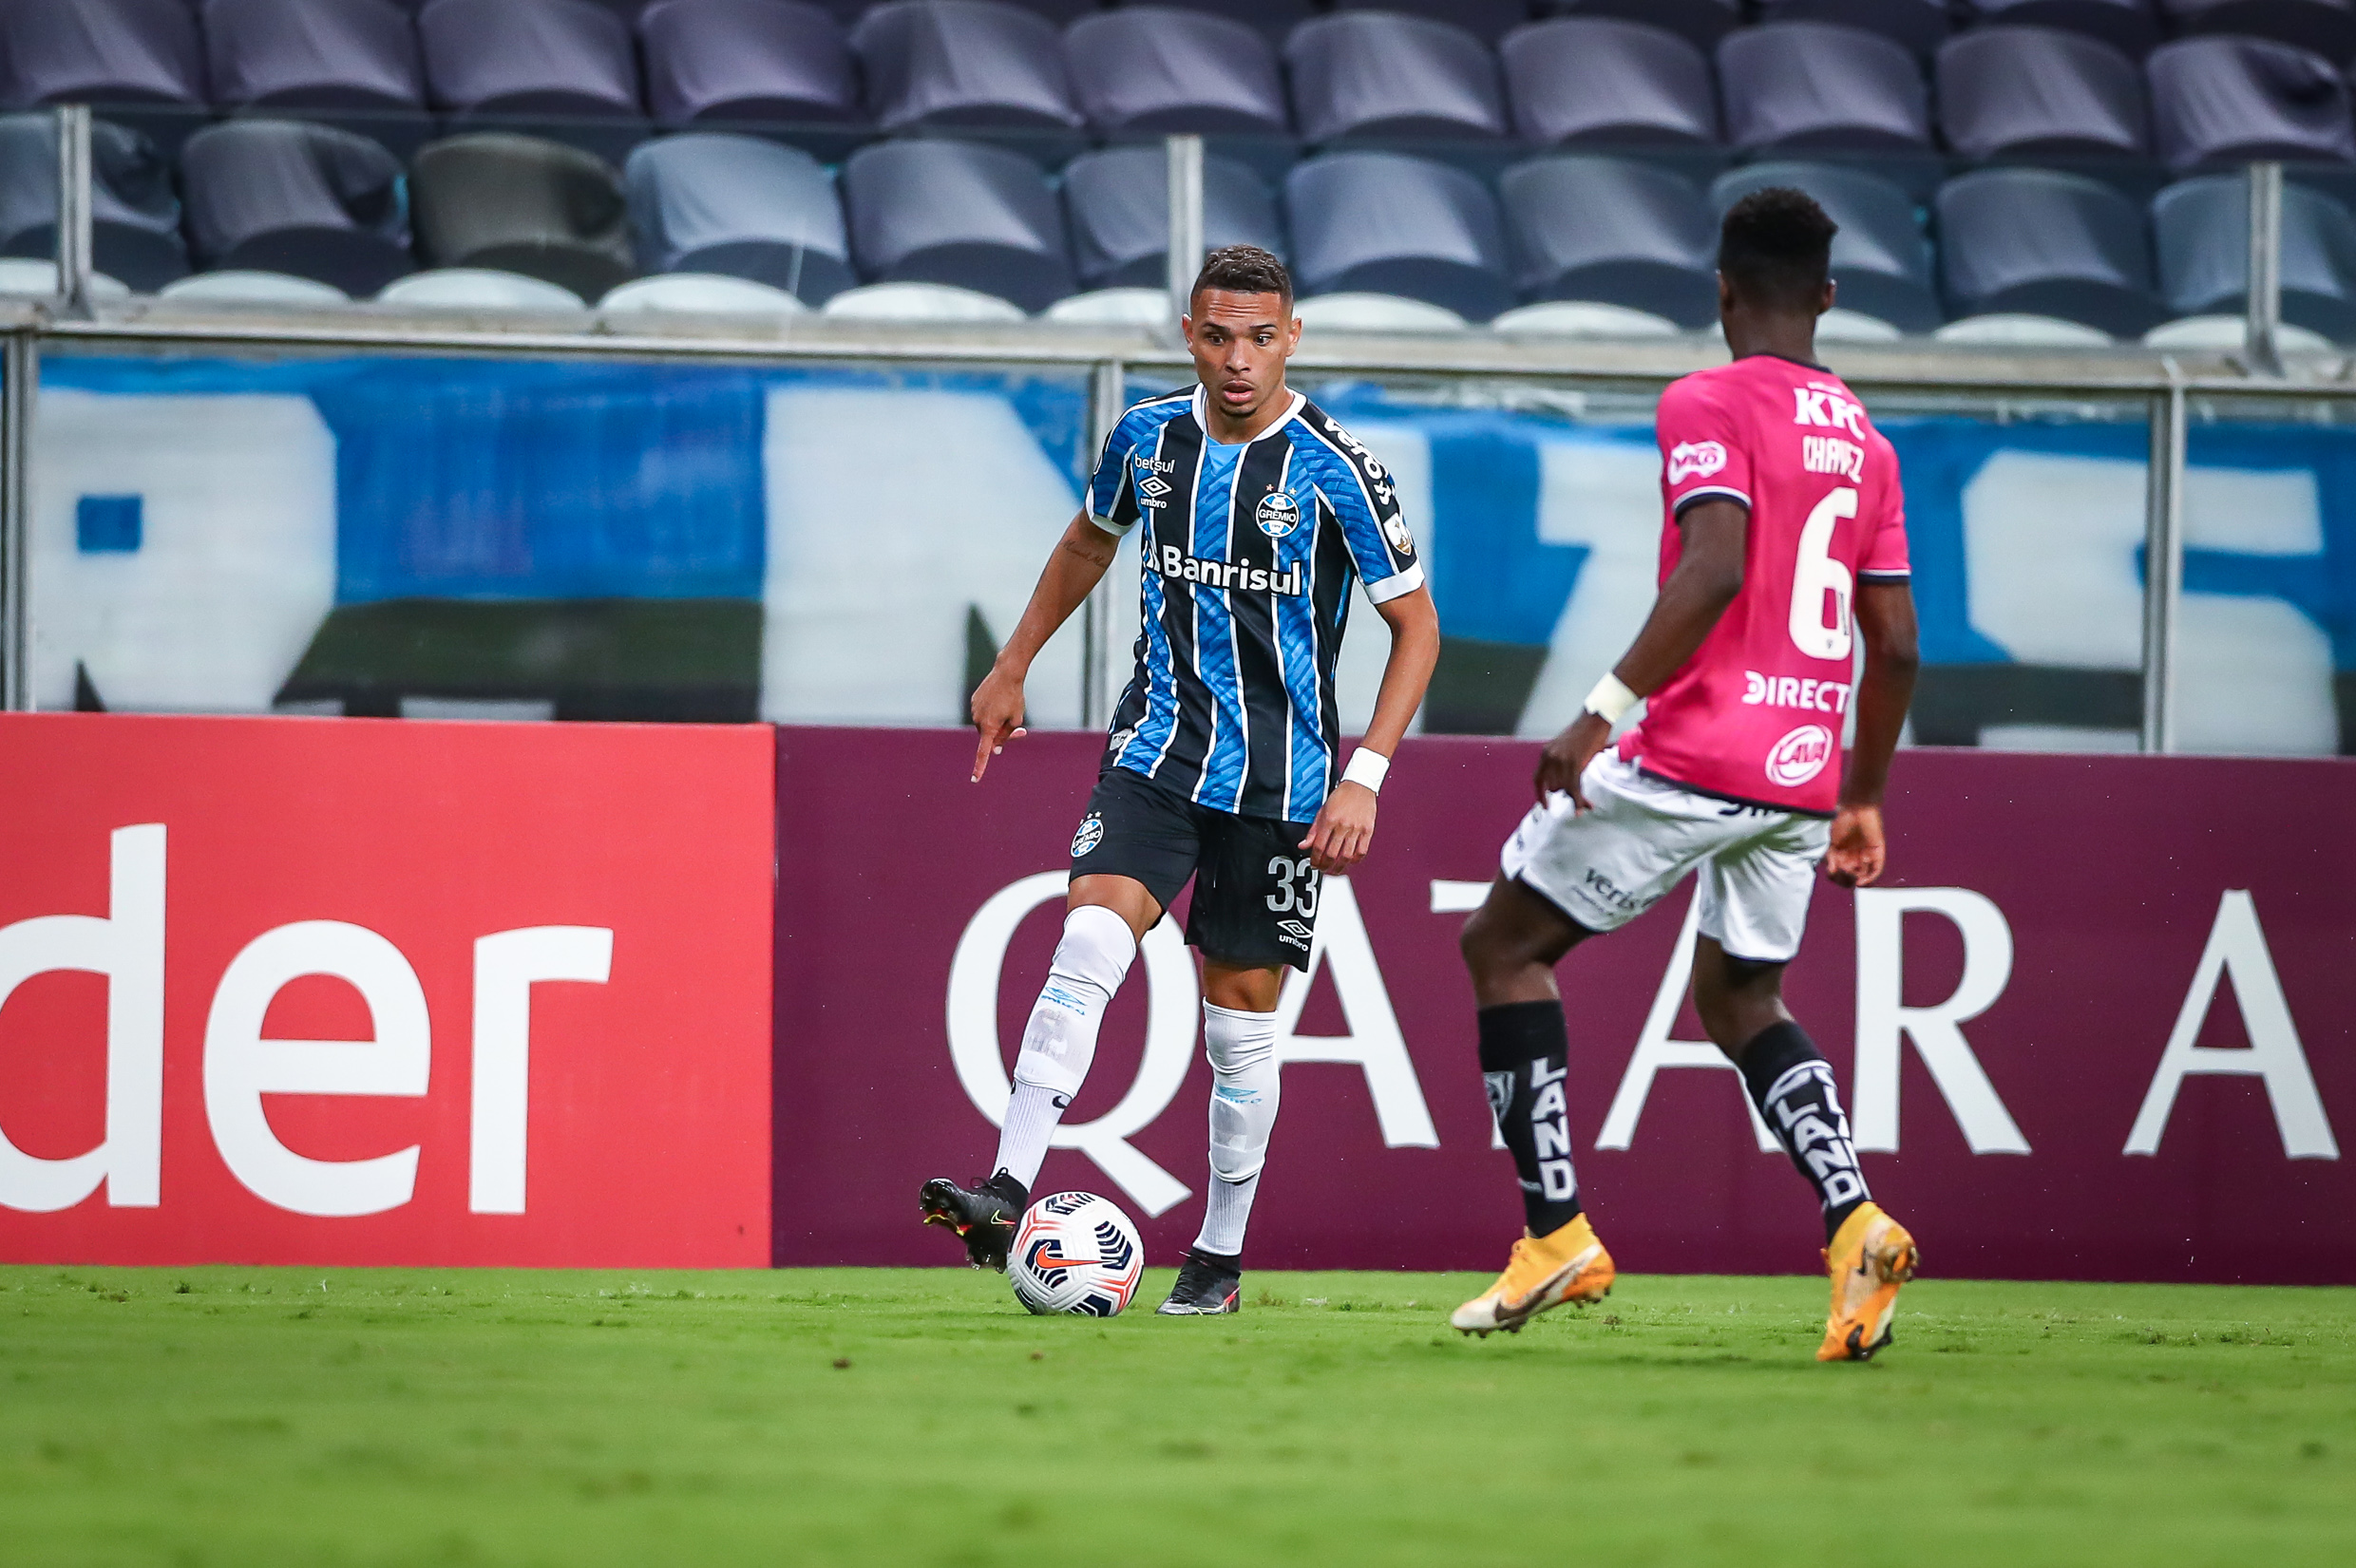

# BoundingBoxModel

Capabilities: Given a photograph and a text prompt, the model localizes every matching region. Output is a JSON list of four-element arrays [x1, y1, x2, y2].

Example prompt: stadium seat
[[819, 278, 1028, 318], [624, 133, 857, 304], [1328, 0, 1533, 47], [840, 138, 1075, 311], [0, 0, 203, 109], [1956, 1, 2159, 58], [204, 0, 427, 112], [1935, 168, 2163, 337], [1286, 151, 1514, 321], [1757, 1, 1949, 58], [410, 133, 636, 299], [179, 120, 414, 295], [159, 269, 352, 304], [376, 266, 589, 309], [2141, 312, 2333, 348], [1042, 286, 1168, 326], [1718, 24, 1933, 155], [1499, 156, 1717, 327], [1111, 0, 1315, 49], [418, 0, 646, 118], [2159, 1, 2356, 63], [1931, 312, 2117, 345], [1814, 307, 1903, 340], [1061, 145, 1282, 292], [1064, 9, 1289, 138], [1490, 299, 1683, 337], [896, 0, 1095, 19], [1532, 2, 1740, 51], [1500, 19, 1719, 149], [0, 257, 131, 297], [599, 272, 809, 314], [1938, 28, 2148, 162], [2153, 173, 2356, 339], [1291, 293, 1470, 332], [638, 0, 864, 128], [2146, 37, 2356, 171], [0, 113, 187, 291], [1284, 13, 1509, 143], [850, 2, 1084, 137], [1712, 161, 1941, 331]]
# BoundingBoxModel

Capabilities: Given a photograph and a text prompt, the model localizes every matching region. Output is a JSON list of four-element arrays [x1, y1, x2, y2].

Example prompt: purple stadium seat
[[624, 133, 856, 302], [1285, 12, 1509, 143], [180, 119, 415, 294], [1935, 167, 2162, 335], [1065, 9, 1287, 136], [1533, 2, 1739, 52], [850, 2, 1083, 135], [1937, 27, 2149, 161], [1061, 144, 1281, 289], [1285, 151, 1515, 320], [1718, 24, 1932, 155], [2146, 36, 2355, 171], [203, 0, 427, 112], [1499, 155, 1718, 325], [0, 0, 204, 108], [825, 0, 1099, 17], [0, 111, 187, 289], [1329, 1, 1534, 48], [1758, 1, 1949, 59], [418, 0, 644, 119], [1958, 2, 2159, 59], [1501, 18, 1719, 148], [1711, 161, 1941, 331], [2154, 171, 2356, 337], [1110, 0, 1312, 50], [639, 0, 862, 126], [2161, 2, 2356, 65], [841, 137, 1075, 310]]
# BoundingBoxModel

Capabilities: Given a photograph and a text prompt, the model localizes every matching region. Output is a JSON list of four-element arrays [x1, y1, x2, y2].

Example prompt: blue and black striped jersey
[[1088, 387, 1425, 823]]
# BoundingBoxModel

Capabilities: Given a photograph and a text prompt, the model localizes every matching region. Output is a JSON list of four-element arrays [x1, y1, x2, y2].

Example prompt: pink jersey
[[1618, 354, 1910, 816]]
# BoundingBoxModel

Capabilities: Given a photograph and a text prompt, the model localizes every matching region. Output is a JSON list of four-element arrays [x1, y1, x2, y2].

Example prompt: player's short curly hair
[[1191, 244, 1293, 310], [1719, 187, 1837, 312]]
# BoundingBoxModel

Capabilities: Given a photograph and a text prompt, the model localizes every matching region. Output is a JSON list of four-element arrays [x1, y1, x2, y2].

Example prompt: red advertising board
[[0, 712, 774, 1268], [775, 728, 2356, 1285]]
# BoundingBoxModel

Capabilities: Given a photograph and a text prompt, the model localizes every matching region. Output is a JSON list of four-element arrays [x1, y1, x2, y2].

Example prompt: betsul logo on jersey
[[1667, 440, 1728, 484], [1765, 724, 1835, 788], [1255, 488, 1301, 538]]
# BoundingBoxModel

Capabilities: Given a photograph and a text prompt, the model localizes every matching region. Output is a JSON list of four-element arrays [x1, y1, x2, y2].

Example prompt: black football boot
[[1155, 1248, 1243, 1315], [919, 1170, 1028, 1271]]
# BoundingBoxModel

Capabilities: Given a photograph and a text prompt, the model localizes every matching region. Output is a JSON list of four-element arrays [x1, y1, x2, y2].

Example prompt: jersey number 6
[[1789, 485, 1857, 662]]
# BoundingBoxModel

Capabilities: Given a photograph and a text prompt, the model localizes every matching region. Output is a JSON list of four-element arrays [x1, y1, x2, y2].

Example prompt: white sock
[[995, 904, 1136, 1190], [1193, 1002, 1280, 1259]]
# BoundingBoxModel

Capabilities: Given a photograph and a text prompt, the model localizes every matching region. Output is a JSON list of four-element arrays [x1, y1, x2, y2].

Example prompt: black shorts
[[1067, 765, 1320, 971]]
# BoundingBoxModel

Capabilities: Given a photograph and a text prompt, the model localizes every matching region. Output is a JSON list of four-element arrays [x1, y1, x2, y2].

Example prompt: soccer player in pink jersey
[[1450, 189, 1923, 1361]]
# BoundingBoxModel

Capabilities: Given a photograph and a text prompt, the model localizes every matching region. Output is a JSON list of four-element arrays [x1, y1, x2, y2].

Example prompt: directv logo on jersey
[[1667, 440, 1728, 483], [1744, 671, 1852, 713], [1152, 543, 1306, 596]]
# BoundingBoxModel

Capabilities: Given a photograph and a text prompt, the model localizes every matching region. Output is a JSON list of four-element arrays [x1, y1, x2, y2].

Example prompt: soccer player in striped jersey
[[921, 245, 1440, 1314]]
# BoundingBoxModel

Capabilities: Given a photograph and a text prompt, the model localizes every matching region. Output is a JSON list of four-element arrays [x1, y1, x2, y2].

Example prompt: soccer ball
[[1007, 1192, 1144, 1316]]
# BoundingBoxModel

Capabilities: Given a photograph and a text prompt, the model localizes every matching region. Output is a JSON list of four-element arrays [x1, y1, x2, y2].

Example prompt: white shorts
[[1499, 751, 1832, 963]]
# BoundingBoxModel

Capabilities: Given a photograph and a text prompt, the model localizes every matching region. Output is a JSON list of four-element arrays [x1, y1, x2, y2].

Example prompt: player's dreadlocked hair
[[1191, 244, 1293, 310], [1718, 188, 1837, 312]]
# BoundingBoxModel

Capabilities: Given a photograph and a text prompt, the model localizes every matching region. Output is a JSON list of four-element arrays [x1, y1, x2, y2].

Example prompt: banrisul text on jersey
[[1088, 387, 1424, 822]]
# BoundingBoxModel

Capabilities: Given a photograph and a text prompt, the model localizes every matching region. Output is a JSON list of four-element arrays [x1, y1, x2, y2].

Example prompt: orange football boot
[[1818, 1201, 1918, 1362]]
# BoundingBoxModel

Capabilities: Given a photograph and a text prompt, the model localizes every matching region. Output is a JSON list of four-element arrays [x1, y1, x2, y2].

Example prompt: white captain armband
[[1340, 747, 1391, 795]]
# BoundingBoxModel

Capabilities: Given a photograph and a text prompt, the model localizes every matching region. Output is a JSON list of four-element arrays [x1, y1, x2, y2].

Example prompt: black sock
[[1737, 1021, 1870, 1242], [1477, 1001, 1584, 1237]]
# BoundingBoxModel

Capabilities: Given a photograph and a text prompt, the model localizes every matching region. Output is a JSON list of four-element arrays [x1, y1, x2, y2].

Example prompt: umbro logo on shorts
[[1277, 918, 1312, 950]]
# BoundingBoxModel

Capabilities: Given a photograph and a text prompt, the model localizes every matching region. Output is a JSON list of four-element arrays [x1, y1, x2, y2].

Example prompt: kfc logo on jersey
[[1764, 724, 1835, 787], [1667, 440, 1728, 484], [1792, 385, 1868, 439], [1744, 671, 1852, 714], [1255, 489, 1301, 538]]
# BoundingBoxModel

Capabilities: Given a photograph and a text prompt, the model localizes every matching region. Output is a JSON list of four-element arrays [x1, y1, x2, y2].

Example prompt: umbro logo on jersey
[[1255, 489, 1301, 537], [1667, 440, 1728, 483], [1137, 475, 1173, 500], [1152, 544, 1306, 596]]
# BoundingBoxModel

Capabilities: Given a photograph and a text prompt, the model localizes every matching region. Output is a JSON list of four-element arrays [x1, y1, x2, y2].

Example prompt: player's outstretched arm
[[1535, 499, 1748, 806], [970, 510, 1119, 783], [1827, 580, 1920, 887], [1304, 585, 1438, 875]]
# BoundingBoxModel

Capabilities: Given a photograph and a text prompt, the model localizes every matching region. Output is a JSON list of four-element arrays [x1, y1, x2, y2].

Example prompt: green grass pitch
[[3, 1265, 2351, 1567]]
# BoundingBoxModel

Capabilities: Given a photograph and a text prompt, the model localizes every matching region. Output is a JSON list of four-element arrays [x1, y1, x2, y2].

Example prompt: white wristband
[[1340, 747, 1391, 795], [1583, 673, 1639, 725]]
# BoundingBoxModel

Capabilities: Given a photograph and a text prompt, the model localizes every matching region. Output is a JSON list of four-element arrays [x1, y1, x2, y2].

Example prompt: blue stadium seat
[[0, 0, 204, 108], [1065, 9, 1288, 137], [1958, 1, 2159, 57], [841, 138, 1075, 310], [1937, 27, 2148, 161], [204, 0, 427, 112], [1718, 24, 1933, 155], [1499, 155, 1717, 326], [639, 0, 863, 127], [850, 2, 1083, 135], [1284, 13, 1509, 143], [1711, 161, 1941, 331], [1757, 1, 1949, 59], [624, 133, 856, 303], [1062, 145, 1282, 290], [419, 0, 645, 118], [2154, 172, 2356, 339], [1285, 151, 1515, 320], [1935, 167, 2161, 335], [0, 113, 185, 290], [1533, 2, 1739, 51], [2146, 36, 2355, 171], [180, 120, 414, 294], [1501, 18, 1719, 148], [2160, 2, 2356, 64], [1329, 0, 1534, 47], [1112, 0, 1315, 49]]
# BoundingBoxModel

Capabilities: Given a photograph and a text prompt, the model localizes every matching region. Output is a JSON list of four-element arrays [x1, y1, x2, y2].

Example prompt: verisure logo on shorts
[[1764, 724, 1834, 787]]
